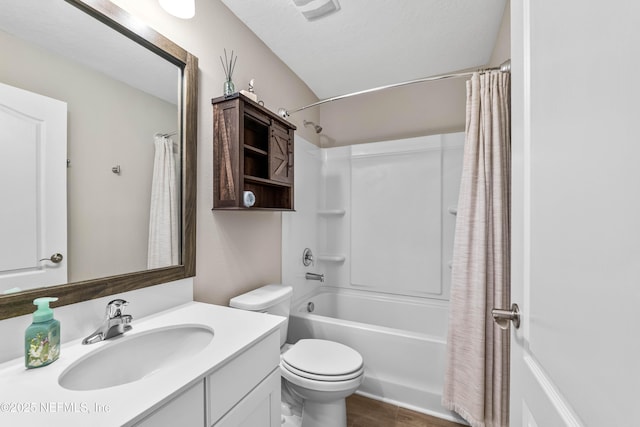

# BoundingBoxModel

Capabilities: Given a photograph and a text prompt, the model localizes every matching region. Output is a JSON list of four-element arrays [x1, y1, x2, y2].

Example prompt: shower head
[[303, 120, 323, 134]]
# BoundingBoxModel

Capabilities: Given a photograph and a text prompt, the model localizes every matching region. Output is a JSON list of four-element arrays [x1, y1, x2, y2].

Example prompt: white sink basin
[[59, 324, 214, 391]]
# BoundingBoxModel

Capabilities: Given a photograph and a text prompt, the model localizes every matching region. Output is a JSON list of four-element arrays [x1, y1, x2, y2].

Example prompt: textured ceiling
[[220, 0, 507, 99]]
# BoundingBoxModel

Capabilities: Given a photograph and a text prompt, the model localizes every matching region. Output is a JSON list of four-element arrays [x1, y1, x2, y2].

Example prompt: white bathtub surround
[[283, 132, 464, 298], [442, 71, 511, 427], [313, 133, 464, 299], [0, 278, 193, 364], [0, 300, 284, 426], [288, 287, 465, 424], [351, 139, 443, 297]]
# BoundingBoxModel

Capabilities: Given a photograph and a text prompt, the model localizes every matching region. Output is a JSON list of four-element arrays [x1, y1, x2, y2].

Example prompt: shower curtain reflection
[[147, 134, 179, 268]]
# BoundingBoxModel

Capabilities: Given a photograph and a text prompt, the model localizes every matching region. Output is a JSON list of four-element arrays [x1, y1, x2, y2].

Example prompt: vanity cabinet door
[[134, 381, 205, 427], [213, 369, 281, 427], [207, 332, 280, 425]]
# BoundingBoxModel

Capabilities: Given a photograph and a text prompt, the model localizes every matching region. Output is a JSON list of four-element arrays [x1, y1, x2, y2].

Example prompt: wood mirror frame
[[0, 0, 197, 320]]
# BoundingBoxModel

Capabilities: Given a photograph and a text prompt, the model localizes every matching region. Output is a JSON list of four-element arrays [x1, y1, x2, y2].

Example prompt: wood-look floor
[[346, 394, 466, 427]]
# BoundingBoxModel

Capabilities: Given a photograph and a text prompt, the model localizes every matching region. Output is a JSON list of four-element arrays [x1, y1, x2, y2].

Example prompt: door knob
[[39, 253, 64, 264], [491, 303, 520, 330]]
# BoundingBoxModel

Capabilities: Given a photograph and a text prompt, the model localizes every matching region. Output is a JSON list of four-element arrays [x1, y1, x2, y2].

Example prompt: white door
[[0, 82, 67, 293], [509, 1, 640, 426]]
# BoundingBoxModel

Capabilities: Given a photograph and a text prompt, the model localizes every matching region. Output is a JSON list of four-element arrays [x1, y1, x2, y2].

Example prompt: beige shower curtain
[[442, 71, 511, 427]]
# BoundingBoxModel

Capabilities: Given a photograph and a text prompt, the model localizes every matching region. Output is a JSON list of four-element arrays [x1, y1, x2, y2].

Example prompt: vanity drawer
[[207, 331, 280, 425]]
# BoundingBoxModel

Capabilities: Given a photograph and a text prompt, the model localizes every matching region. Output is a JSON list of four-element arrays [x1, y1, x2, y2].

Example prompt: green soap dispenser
[[25, 297, 60, 369]]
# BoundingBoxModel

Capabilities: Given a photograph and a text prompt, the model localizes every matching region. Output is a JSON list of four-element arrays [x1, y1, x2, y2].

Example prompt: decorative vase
[[223, 79, 235, 96]]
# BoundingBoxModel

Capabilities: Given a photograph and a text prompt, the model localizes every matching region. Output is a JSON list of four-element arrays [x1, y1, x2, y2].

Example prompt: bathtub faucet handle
[[302, 248, 314, 267], [305, 272, 324, 283]]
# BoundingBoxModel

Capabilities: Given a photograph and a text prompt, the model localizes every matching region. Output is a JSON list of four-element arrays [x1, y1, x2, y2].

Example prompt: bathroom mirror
[[0, 0, 197, 319]]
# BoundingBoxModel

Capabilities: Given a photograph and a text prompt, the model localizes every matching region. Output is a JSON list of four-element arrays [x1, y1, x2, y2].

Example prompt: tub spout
[[305, 272, 324, 283]]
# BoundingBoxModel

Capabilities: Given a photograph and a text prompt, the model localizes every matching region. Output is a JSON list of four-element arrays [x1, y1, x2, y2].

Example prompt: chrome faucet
[[82, 299, 133, 345], [305, 272, 324, 283]]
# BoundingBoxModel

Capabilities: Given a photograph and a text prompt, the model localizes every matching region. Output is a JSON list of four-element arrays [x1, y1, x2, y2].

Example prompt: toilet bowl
[[230, 285, 364, 427], [280, 339, 363, 427]]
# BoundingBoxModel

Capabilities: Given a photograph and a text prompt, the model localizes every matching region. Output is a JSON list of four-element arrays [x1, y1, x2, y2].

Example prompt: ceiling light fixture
[[159, 0, 195, 19], [292, 0, 340, 21]]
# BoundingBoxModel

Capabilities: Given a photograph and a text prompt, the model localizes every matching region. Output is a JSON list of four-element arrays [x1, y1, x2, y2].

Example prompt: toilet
[[230, 284, 364, 427]]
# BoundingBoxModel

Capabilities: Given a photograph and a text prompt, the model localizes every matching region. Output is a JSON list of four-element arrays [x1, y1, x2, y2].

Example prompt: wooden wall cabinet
[[213, 93, 296, 210]]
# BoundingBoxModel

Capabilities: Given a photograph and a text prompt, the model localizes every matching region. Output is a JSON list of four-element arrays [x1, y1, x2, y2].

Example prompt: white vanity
[[0, 302, 284, 427]]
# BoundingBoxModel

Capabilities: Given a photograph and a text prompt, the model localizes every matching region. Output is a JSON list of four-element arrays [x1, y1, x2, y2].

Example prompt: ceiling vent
[[292, 0, 340, 21]]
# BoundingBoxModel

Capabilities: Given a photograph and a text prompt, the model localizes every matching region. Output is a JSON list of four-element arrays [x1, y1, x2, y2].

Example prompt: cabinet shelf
[[244, 144, 268, 157], [244, 175, 292, 188], [213, 93, 296, 210]]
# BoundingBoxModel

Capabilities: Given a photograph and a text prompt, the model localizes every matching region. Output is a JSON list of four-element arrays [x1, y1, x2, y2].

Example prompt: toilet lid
[[282, 339, 363, 377]]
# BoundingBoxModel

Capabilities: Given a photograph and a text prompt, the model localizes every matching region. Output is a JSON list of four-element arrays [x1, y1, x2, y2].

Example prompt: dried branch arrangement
[[220, 49, 237, 82]]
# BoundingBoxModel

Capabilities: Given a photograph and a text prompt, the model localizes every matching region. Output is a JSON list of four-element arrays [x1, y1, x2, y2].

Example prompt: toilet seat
[[280, 362, 364, 393], [281, 339, 364, 383], [281, 359, 364, 382]]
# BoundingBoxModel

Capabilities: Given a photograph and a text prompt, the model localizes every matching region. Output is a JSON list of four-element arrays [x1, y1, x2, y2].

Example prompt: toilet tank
[[229, 284, 293, 347]]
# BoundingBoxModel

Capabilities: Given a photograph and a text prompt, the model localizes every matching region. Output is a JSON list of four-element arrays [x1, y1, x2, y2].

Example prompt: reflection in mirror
[[0, 0, 181, 293], [0, 0, 197, 320]]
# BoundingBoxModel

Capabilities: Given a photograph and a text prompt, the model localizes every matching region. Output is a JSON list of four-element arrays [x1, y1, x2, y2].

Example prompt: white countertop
[[0, 301, 284, 426]]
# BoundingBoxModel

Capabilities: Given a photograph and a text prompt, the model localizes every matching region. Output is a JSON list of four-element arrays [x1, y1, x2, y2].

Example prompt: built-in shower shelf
[[317, 209, 346, 216], [317, 254, 346, 263], [447, 206, 457, 215]]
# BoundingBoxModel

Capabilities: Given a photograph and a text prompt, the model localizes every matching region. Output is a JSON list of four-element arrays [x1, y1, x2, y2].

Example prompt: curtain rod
[[278, 59, 511, 118], [155, 131, 177, 138]]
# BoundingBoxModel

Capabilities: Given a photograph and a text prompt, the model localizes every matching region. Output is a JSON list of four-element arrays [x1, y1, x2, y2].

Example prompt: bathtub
[[287, 287, 465, 424]]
